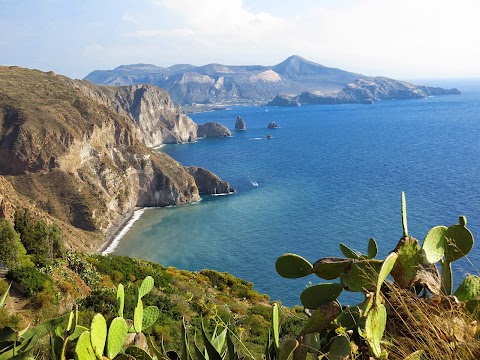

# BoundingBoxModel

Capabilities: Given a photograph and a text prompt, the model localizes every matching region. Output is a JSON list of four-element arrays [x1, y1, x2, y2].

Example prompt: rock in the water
[[197, 122, 231, 138], [267, 122, 279, 129], [235, 116, 246, 131], [185, 166, 235, 195]]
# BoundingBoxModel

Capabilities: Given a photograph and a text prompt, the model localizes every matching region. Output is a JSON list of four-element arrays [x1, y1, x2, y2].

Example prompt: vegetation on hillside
[[1, 194, 480, 359]]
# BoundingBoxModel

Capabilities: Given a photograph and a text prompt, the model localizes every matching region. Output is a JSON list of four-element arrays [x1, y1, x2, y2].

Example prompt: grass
[[384, 282, 480, 359]]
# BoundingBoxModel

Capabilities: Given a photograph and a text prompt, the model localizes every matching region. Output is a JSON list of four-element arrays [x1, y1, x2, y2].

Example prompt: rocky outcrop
[[267, 122, 279, 129], [235, 116, 246, 131], [185, 167, 234, 195], [0, 66, 202, 251], [267, 96, 301, 107], [267, 77, 461, 106], [197, 122, 231, 138]]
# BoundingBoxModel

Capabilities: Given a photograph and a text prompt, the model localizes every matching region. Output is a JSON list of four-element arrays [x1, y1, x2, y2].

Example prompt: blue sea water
[[113, 84, 480, 306]]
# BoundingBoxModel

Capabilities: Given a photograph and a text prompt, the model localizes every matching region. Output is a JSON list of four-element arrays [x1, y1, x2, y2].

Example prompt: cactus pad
[[401, 191, 408, 237], [134, 298, 144, 333], [301, 301, 341, 334], [328, 335, 352, 359], [445, 223, 474, 263], [390, 237, 421, 288], [422, 226, 447, 264], [341, 259, 383, 292], [272, 303, 279, 348], [278, 338, 298, 360], [442, 260, 453, 295], [125, 345, 154, 360], [454, 275, 480, 301], [142, 306, 160, 330], [376, 252, 398, 304], [275, 254, 313, 278], [367, 237, 378, 259], [300, 283, 343, 309], [75, 331, 96, 360], [364, 304, 387, 358], [340, 243, 360, 259], [106, 317, 128, 359], [90, 314, 107, 359], [117, 283, 125, 318], [312, 257, 352, 280], [138, 276, 154, 299]]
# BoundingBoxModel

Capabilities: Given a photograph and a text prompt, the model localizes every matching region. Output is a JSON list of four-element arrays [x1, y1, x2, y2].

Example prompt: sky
[[1, 0, 480, 80]]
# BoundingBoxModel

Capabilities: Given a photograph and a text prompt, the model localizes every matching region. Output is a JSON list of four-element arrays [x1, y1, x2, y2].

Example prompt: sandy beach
[[97, 207, 146, 254]]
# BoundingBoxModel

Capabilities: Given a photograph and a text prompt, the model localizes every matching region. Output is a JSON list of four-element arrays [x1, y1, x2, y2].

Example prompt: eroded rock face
[[197, 122, 231, 138], [235, 116, 246, 131], [185, 166, 234, 195], [70, 81, 199, 147], [0, 66, 200, 250]]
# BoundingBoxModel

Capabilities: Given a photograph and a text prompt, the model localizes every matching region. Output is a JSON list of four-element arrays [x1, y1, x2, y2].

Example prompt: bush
[[6, 266, 52, 296], [91, 255, 172, 289]]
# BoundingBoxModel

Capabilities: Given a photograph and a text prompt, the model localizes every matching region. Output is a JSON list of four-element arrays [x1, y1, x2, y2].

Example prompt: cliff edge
[[0, 66, 234, 251]]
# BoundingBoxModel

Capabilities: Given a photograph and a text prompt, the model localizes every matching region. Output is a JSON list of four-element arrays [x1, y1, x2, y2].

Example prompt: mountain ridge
[[84, 55, 365, 105]]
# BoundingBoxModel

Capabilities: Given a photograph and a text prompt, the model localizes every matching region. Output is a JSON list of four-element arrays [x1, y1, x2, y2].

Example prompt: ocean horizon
[[110, 81, 480, 306]]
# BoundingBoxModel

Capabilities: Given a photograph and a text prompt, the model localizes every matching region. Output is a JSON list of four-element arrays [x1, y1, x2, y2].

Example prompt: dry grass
[[383, 283, 480, 359]]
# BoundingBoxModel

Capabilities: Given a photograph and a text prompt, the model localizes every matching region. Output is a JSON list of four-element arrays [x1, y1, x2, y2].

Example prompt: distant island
[[267, 77, 461, 106], [84, 55, 460, 107]]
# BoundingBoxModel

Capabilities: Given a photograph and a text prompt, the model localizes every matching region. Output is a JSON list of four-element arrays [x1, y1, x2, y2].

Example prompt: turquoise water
[[113, 86, 480, 306]]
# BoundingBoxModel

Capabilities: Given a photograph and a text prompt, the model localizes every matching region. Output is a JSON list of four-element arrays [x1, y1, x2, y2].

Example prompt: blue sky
[[1, 0, 479, 79]]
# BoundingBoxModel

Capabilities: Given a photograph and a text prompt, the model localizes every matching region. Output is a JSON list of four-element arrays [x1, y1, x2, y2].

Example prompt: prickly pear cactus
[[340, 259, 382, 292], [142, 306, 160, 330], [444, 217, 474, 263], [90, 313, 107, 359], [312, 258, 352, 280], [376, 252, 398, 304], [106, 317, 128, 359], [422, 226, 447, 264], [299, 283, 343, 309], [138, 276, 154, 299], [454, 275, 480, 301], [278, 338, 298, 360], [340, 243, 360, 259], [275, 254, 313, 278], [301, 302, 341, 335], [74, 331, 96, 360], [328, 334, 352, 359], [134, 298, 144, 333], [364, 304, 387, 358], [117, 283, 125, 318], [390, 237, 422, 288], [367, 237, 378, 259]]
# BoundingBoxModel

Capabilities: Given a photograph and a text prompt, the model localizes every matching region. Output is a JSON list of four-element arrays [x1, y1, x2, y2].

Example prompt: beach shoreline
[[97, 207, 145, 254]]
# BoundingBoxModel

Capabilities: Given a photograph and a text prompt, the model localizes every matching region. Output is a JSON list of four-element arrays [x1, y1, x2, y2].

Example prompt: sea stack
[[235, 116, 246, 131], [267, 122, 279, 129]]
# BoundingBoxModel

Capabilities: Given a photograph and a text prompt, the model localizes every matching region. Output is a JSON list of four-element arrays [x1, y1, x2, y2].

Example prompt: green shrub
[[92, 255, 172, 289], [6, 266, 52, 296]]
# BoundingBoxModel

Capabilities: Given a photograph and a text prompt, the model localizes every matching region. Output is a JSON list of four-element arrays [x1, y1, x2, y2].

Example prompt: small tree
[[0, 218, 32, 268]]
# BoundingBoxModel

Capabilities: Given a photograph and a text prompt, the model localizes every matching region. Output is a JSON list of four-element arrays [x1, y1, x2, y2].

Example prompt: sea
[[110, 79, 480, 307]]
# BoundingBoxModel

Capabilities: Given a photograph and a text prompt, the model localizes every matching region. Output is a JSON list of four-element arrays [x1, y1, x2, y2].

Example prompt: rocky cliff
[[68, 81, 228, 147], [267, 77, 461, 106], [0, 66, 233, 251], [185, 167, 234, 195]]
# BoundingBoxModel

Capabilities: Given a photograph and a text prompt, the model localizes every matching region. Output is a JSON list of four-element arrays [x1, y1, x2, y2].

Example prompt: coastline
[[97, 207, 147, 255]]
